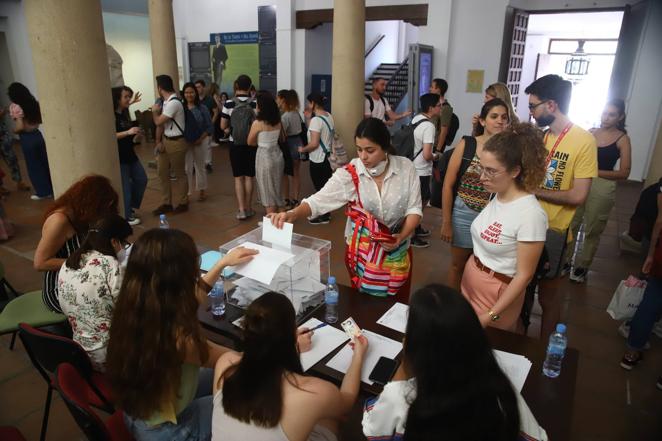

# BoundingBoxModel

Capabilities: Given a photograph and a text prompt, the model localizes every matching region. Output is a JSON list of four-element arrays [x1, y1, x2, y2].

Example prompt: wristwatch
[[488, 309, 500, 322]]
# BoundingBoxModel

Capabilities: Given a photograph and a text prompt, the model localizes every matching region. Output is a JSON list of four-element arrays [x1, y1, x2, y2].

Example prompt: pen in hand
[[301, 322, 328, 334]]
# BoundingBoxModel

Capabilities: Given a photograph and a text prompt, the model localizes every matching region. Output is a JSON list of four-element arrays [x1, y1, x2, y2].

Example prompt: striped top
[[457, 155, 491, 212], [42, 232, 82, 313]]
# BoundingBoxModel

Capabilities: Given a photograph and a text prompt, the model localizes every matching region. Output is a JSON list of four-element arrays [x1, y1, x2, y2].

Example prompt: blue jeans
[[19, 130, 53, 197], [120, 160, 148, 219], [124, 368, 214, 441], [627, 276, 662, 350]]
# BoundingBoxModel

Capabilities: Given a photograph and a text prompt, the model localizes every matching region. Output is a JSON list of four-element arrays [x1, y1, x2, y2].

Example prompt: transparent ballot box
[[219, 227, 331, 317]]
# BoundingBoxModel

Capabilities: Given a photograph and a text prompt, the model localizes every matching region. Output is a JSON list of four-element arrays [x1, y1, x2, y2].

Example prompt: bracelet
[[488, 309, 500, 322]]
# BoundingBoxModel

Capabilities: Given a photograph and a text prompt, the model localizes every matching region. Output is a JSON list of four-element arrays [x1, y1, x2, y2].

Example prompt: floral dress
[[57, 251, 121, 371]]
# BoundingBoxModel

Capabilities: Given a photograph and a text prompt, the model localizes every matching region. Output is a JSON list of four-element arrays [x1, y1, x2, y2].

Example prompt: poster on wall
[[210, 32, 259, 94]]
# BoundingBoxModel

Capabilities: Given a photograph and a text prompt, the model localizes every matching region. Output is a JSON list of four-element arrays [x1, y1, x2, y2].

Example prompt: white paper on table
[[229, 241, 294, 285], [262, 217, 293, 250], [299, 318, 349, 372], [376, 302, 409, 334], [493, 350, 532, 392], [326, 329, 403, 385]]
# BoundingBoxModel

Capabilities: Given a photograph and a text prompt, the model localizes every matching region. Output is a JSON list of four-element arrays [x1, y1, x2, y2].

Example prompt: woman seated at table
[[212, 291, 368, 441], [362, 284, 548, 441], [34, 175, 120, 313], [57, 213, 132, 371], [106, 229, 257, 441], [270, 118, 422, 302], [461, 123, 547, 331]]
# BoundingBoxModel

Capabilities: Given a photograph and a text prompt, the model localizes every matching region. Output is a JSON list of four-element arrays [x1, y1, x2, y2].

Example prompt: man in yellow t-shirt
[[525, 74, 598, 339]]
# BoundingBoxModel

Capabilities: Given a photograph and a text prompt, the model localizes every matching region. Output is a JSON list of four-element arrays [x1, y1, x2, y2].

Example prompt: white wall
[[102, 12, 155, 111], [0, 1, 37, 98], [365, 20, 400, 79], [303, 23, 333, 95], [445, 0, 510, 138]]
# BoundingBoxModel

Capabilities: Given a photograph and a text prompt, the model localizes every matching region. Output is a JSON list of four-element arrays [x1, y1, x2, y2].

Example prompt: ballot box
[[219, 227, 331, 316]]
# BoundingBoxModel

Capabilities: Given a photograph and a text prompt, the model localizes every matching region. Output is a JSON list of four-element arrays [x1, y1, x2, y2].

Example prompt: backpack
[[430, 136, 477, 208], [443, 102, 460, 146], [317, 115, 349, 171], [392, 117, 431, 160], [167, 100, 204, 144], [230, 99, 255, 145]]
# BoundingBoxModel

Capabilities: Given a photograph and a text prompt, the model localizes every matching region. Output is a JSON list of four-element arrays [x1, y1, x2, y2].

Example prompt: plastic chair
[[55, 363, 134, 441], [18, 323, 114, 441], [0, 290, 67, 349], [0, 427, 27, 441]]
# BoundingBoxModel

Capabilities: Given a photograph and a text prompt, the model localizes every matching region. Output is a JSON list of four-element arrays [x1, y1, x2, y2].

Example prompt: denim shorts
[[452, 197, 479, 249]]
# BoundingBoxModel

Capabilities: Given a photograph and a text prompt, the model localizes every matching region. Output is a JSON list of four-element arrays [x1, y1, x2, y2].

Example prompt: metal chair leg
[[9, 331, 17, 350], [39, 386, 52, 441]]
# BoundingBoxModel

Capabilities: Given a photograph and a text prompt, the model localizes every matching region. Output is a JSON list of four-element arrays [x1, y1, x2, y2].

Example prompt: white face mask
[[117, 243, 132, 267], [368, 156, 389, 177]]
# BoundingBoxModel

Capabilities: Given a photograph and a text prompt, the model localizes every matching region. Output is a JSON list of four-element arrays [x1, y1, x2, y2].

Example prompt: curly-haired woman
[[461, 123, 549, 331], [33, 175, 119, 312]]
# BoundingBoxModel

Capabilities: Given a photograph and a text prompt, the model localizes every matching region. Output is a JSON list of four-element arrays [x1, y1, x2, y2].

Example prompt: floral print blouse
[[57, 251, 121, 359]]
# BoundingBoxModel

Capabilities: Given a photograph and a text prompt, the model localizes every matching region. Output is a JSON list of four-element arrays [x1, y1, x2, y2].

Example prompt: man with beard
[[364, 77, 411, 125], [525, 74, 597, 339]]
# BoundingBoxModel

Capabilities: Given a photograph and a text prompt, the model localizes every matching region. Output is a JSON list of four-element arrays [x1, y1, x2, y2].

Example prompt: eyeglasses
[[528, 100, 549, 111], [475, 164, 506, 179]]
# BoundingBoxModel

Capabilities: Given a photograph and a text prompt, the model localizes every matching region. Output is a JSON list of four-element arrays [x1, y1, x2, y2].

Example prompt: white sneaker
[[128, 217, 141, 226], [30, 194, 52, 200]]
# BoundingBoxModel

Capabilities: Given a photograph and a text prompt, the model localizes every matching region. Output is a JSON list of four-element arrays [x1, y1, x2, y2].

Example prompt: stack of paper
[[493, 350, 532, 392], [376, 302, 409, 334], [299, 318, 349, 371], [326, 330, 403, 385]]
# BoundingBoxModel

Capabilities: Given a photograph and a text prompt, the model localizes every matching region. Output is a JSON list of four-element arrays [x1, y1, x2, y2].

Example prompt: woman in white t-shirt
[[461, 123, 548, 331], [362, 284, 548, 441], [298, 93, 335, 224]]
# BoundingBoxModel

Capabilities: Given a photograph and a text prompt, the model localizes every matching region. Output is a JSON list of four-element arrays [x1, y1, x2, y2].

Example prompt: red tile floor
[[0, 141, 660, 440]]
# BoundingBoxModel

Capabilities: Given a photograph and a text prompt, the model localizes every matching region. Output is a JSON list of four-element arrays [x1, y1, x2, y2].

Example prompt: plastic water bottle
[[324, 276, 339, 323], [209, 280, 225, 317], [159, 214, 169, 229], [543, 323, 567, 378]]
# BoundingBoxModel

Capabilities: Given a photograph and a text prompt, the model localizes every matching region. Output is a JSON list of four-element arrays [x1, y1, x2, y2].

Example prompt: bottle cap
[[328, 276, 336, 284], [159, 214, 166, 220], [556, 323, 566, 333]]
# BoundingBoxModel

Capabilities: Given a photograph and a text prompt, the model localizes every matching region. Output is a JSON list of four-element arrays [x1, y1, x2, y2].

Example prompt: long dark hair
[[402, 284, 520, 441], [106, 229, 209, 419], [182, 82, 200, 106], [606, 98, 627, 133], [474, 98, 509, 136], [65, 214, 132, 270], [255, 91, 281, 126], [355, 117, 396, 155], [222, 292, 303, 427], [8, 82, 42, 125]]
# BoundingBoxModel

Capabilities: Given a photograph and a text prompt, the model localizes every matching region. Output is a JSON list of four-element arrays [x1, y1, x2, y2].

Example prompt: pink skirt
[[460, 255, 524, 332]]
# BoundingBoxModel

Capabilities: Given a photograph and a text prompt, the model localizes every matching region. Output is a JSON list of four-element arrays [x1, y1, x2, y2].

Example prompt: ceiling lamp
[[565, 40, 590, 77]]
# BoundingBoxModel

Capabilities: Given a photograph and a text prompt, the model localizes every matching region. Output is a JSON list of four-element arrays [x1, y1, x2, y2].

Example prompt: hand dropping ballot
[[227, 242, 294, 285]]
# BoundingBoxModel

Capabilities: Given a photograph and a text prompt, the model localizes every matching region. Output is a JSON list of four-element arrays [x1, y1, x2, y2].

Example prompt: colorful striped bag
[[343, 164, 411, 297]]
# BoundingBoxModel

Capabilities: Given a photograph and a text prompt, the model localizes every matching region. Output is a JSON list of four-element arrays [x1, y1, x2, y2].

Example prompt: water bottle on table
[[209, 280, 226, 317], [324, 276, 339, 323], [159, 214, 169, 229], [543, 323, 567, 378]]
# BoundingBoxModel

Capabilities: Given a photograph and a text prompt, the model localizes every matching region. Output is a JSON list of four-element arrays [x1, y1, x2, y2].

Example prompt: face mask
[[535, 113, 555, 127], [368, 157, 389, 177], [117, 244, 132, 267]]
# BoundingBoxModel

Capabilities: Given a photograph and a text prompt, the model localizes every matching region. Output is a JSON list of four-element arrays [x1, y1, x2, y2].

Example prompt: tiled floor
[[0, 141, 661, 440]]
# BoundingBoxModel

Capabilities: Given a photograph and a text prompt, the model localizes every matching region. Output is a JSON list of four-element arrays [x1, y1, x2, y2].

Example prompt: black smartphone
[[369, 357, 398, 385]]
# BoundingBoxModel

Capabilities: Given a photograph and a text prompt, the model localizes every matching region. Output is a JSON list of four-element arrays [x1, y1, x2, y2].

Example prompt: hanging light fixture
[[565, 40, 590, 76]]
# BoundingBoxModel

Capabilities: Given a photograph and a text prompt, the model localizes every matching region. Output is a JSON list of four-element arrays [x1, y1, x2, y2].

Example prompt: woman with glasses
[[441, 99, 509, 290], [57, 214, 132, 371], [461, 123, 548, 331]]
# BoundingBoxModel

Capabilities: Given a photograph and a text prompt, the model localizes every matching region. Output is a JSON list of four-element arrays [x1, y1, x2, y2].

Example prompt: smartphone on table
[[369, 356, 398, 385]]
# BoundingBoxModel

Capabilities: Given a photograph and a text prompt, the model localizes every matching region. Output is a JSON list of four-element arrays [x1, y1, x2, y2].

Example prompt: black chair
[[18, 323, 114, 441], [55, 363, 134, 441]]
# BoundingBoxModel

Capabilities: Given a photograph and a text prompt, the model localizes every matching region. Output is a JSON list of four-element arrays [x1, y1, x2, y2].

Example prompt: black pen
[[302, 322, 327, 334]]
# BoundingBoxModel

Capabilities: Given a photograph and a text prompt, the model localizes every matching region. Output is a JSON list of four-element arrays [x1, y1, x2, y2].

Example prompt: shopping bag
[[606, 276, 646, 321]]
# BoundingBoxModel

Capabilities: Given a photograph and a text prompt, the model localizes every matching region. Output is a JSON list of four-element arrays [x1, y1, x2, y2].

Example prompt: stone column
[[148, 0, 179, 90], [23, 0, 122, 200], [644, 118, 662, 187], [331, 0, 365, 157]]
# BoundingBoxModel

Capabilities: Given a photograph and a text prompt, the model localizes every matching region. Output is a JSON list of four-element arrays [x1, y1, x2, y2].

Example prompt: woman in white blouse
[[57, 214, 132, 370], [461, 123, 548, 331], [362, 284, 548, 441], [270, 118, 422, 301]]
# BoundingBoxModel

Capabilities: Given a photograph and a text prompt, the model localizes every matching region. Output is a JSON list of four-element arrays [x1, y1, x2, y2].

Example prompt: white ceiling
[[528, 11, 624, 39]]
